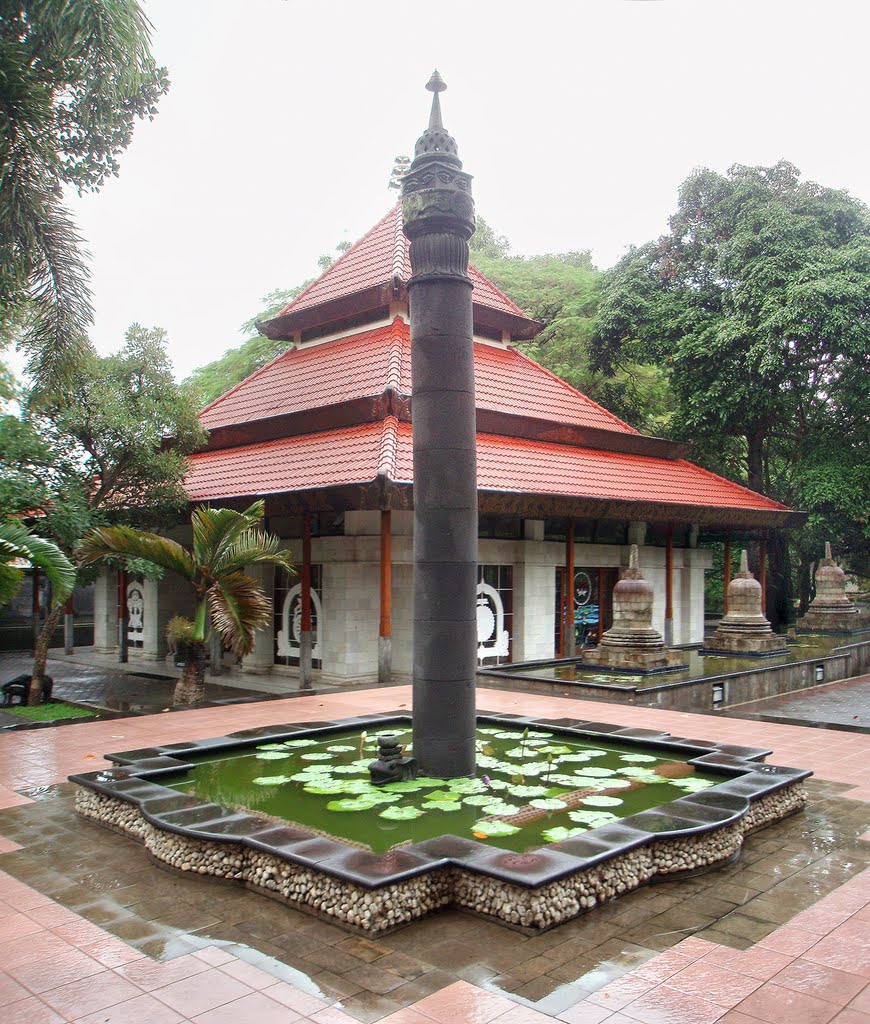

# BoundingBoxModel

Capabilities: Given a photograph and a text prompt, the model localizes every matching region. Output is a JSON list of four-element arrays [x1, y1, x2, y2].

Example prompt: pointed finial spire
[[426, 70, 446, 130], [629, 544, 639, 571], [739, 549, 749, 575], [824, 541, 833, 561]]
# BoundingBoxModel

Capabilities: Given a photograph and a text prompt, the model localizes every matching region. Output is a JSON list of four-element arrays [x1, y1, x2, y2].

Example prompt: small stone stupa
[[582, 545, 685, 672], [797, 543, 862, 633], [706, 550, 789, 656]]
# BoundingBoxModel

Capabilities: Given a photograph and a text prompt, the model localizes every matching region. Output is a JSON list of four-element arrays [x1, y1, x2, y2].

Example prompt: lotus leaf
[[559, 753, 594, 763], [303, 780, 348, 795], [568, 809, 619, 826], [326, 745, 356, 753], [255, 751, 292, 760], [542, 825, 588, 842], [537, 745, 573, 755], [256, 743, 293, 751], [620, 753, 658, 763], [485, 779, 510, 791], [525, 731, 555, 738], [300, 752, 333, 761], [670, 777, 714, 792], [333, 765, 367, 774], [509, 784, 548, 798], [282, 739, 320, 747], [326, 797, 379, 812], [380, 780, 428, 793], [573, 767, 616, 777], [445, 778, 487, 794], [621, 767, 667, 783], [412, 777, 445, 788], [422, 800, 462, 811], [463, 794, 495, 806], [529, 798, 569, 810], [480, 801, 521, 816], [426, 790, 460, 802], [471, 819, 520, 837], [379, 805, 425, 820], [252, 775, 292, 786], [581, 795, 623, 807]]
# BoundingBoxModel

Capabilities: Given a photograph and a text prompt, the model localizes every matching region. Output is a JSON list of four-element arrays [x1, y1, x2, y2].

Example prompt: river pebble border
[[69, 712, 811, 934]]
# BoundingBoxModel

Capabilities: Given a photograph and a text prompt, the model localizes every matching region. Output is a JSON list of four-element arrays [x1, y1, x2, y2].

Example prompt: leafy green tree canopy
[[593, 161, 870, 617], [0, 0, 169, 387]]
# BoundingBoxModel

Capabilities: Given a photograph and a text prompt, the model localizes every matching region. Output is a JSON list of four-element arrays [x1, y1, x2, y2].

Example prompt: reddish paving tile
[[150, 967, 254, 1016], [261, 980, 332, 1016], [376, 1008, 440, 1024], [771, 959, 866, 1006], [39, 968, 142, 1019], [617, 982, 726, 1023], [411, 980, 515, 1022], [757, 925, 820, 956], [553, 1002, 613, 1024], [189, 989, 304, 1022], [803, 920, 870, 977], [71, 991, 187, 1024], [118, 952, 211, 991], [586, 975, 655, 1010], [8, 946, 106, 994], [699, 945, 794, 980], [664, 962, 764, 1007], [734, 981, 840, 1023], [850, 986, 870, 1013]]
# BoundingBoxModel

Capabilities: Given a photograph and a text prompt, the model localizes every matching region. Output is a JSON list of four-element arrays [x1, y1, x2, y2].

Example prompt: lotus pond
[[168, 725, 721, 854]]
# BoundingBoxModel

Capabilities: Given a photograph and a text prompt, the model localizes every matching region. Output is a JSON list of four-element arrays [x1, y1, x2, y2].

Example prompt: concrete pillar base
[[378, 636, 392, 683]]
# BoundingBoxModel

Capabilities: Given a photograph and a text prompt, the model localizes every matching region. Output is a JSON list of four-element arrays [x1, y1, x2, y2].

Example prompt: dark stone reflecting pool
[[70, 713, 811, 933]]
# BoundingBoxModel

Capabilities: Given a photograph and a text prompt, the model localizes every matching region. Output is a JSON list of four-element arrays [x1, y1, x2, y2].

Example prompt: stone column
[[242, 563, 276, 673], [93, 567, 117, 653], [299, 513, 313, 688], [379, 510, 392, 683], [403, 72, 477, 777]]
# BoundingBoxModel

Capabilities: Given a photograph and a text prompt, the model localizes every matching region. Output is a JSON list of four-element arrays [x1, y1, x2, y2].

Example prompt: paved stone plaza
[[0, 670, 868, 1023]]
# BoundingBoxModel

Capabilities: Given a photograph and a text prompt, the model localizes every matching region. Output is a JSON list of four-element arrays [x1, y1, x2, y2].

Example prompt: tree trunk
[[766, 530, 793, 631], [30, 605, 62, 704], [746, 430, 766, 495], [797, 558, 814, 616], [173, 641, 207, 705]]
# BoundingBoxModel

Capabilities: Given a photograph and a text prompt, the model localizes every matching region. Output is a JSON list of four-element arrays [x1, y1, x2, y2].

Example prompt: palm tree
[[78, 501, 294, 704], [0, 521, 77, 704], [0, 521, 76, 607]]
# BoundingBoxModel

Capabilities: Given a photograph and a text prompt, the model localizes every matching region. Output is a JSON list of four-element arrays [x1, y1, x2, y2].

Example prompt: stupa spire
[[410, 69, 463, 170], [426, 69, 446, 130], [739, 549, 749, 575]]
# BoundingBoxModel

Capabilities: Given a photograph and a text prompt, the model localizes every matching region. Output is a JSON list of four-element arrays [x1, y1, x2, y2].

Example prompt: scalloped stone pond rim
[[69, 712, 811, 934]]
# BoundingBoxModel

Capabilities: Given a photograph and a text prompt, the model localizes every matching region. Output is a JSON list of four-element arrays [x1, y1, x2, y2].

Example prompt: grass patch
[[4, 701, 97, 722]]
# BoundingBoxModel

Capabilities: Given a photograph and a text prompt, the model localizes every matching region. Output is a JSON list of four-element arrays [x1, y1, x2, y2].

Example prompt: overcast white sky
[[66, 0, 870, 380]]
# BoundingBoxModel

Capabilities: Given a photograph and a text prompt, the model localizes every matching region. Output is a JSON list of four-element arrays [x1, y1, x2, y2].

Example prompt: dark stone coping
[[698, 647, 791, 659], [69, 711, 812, 892]]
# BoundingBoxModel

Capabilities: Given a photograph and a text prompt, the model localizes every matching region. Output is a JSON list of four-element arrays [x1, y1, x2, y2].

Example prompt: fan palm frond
[[0, 521, 76, 605], [78, 525, 195, 580], [206, 571, 271, 656]]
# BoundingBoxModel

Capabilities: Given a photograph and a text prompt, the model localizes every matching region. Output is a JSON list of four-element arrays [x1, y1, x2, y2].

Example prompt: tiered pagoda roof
[[187, 207, 797, 530]]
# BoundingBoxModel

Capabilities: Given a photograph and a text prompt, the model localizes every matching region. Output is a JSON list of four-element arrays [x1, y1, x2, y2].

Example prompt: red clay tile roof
[[276, 204, 529, 321], [200, 318, 634, 435], [186, 417, 788, 515]]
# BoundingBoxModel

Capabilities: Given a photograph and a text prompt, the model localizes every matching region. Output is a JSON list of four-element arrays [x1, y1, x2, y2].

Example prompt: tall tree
[[593, 162, 870, 623], [0, 0, 169, 388], [470, 220, 671, 431], [1, 325, 205, 698], [79, 501, 294, 704]]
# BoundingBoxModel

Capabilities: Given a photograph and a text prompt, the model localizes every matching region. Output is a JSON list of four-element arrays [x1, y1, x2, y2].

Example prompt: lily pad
[[255, 751, 292, 760], [529, 797, 569, 810], [509, 784, 548, 798], [379, 805, 425, 820], [463, 794, 495, 807], [573, 766, 617, 778], [480, 801, 521, 816], [537, 745, 573, 755], [327, 797, 379, 812], [333, 764, 367, 774], [282, 738, 321, 747], [300, 752, 333, 761], [326, 745, 356, 753], [568, 809, 619, 826], [252, 775, 292, 786], [303, 780, 348, 795], [445, 778, 487, 794], [470, 819, 520, 837], [581, 795, 624, 807], [620, 753, 658, 763], [426, 790, 460, 802], [256, 743, 293, 751], [542, 825, 588, 842], [422, 800, 462, 811], [381, 780, 428, 793], [670, 777, 715, 792]]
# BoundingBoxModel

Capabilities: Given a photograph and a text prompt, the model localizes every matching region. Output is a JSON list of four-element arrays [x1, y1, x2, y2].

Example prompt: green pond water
[[494, 635, 841, 688], [169, 725, 722, 854]]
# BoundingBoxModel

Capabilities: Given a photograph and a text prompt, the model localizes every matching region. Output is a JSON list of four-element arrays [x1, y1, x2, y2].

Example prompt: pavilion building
[[92, 205, 797, 683]]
